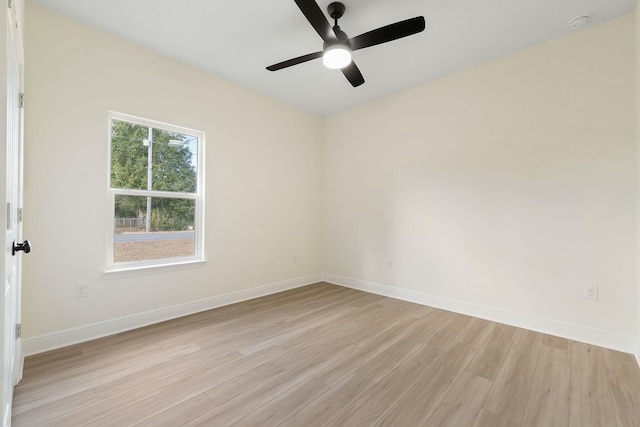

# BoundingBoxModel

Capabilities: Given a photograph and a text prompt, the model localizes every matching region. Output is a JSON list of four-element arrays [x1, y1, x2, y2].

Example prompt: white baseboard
[[23, 272, 639, 365], [322, 273, 638, 356], [22, 274, 322, 357]]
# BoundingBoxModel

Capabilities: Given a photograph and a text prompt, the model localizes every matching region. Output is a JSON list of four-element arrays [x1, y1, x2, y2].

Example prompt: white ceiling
[[29, 0, 636, 117]]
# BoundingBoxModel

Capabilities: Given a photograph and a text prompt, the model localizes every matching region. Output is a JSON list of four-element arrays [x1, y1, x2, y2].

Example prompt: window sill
[[103, 258, 207, 279]]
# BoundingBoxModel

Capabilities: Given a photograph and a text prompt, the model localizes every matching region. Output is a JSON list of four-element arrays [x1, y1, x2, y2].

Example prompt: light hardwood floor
[[12, 283, 640, 426]]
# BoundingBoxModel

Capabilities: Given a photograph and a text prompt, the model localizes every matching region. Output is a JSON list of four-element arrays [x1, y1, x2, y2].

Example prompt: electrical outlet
[[584, 285, 599, 301], [386, 259, 393, 269], [75, 284, 89, 298]]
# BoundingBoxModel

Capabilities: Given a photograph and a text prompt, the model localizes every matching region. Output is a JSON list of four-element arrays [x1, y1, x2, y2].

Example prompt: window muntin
[[107, 112, 204, 270]]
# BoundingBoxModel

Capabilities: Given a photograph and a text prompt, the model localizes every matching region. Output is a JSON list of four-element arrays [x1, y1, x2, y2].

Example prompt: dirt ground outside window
[[114, 238, 194, 263]]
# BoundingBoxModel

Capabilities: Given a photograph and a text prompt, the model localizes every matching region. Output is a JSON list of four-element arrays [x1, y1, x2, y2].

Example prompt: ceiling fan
[[266, 0, 426, 87]]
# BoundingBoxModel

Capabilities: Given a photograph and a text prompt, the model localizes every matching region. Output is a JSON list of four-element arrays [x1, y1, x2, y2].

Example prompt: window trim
[[105, 111, 205, 272]]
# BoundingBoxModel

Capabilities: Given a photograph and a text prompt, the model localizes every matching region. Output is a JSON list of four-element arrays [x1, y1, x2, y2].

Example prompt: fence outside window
[[114, 217, 145, 229]]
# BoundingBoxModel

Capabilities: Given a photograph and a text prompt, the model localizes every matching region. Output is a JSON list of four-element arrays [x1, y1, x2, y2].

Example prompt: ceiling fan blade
[[294, 0, 335, 41], [266, 51, 323, 71], [341, 61, 365, 87], [350, 16, 426, 51]]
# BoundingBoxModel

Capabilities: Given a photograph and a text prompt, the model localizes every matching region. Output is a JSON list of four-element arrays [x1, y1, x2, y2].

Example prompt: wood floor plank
[[12, 282, 640, 427], [51, 363, 214, 423], [37, 340, 291, 425], [228, 380, 329, 427], [521, 343, 571, 427], [17, 338, 188, 392], [348, 311, 442, 383], [464, 323, 517, 381], [543, 334, 571, 351], [309, 305, 449, 388], [423, 371, 493, 427], [603, 349, 640, 426], [13, 342, 200, 416], [279, 373, 375, 427], [569, 341, 617, 427], [279, 309, 455, 425], [133, 394, 215, 427], [569, 399, 617, 427], [204, 329, 354, 408], [482, 328, 544, 423], [107, 284, 339, 350], [184, 310, 396, 425], [94, 348, 243, 401], [183, 376, 326, 426], [19, 346, 86, 383], [378, 318, 495, 426], [136, 296, 410, 425], [472, 409, 519, 427], [11, 388, 97, 427], [192, 288, 367, 353], [326, 342, 435, 426], [232, 307, 426, 426]]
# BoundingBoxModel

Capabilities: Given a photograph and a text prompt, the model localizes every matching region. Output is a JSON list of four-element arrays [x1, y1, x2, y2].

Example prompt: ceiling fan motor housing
[[325, 2, 350, 50], [327, 2, 346, 20], [324, 25, 351, 50]]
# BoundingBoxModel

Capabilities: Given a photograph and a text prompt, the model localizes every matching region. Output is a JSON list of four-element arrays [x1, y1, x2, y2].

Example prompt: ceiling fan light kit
[[322, 43, 352, 69], [267, 0, 425, 87]]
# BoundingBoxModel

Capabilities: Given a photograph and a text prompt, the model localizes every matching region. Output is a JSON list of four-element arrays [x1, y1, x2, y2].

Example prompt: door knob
[[12, 240, 31, 256]]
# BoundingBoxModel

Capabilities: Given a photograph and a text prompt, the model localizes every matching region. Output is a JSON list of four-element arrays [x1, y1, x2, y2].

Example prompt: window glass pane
[[110, 119, 150, 190], [151, 129, 198, 193], [114, 195, 195, 263]]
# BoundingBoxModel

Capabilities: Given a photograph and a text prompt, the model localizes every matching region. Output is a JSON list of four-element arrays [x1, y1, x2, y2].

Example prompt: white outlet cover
[[584, 286, 599, 300], [75, 284, 89, 298]]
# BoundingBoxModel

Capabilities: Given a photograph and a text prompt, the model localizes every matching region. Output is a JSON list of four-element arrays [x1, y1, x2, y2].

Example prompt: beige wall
[[324, 14, 637, 337], [22, 4, 323, 338]]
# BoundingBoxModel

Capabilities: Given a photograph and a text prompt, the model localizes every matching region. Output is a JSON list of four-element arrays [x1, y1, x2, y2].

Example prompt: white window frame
[[105, 111, 205, 272]]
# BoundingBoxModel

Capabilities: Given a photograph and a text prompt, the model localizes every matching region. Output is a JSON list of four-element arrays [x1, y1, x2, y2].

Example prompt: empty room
[[2, 0, 640, 426]]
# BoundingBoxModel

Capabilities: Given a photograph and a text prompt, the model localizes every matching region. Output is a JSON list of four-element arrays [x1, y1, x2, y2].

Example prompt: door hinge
[[19, 93, 24, 108], [15, 324, 21, 339], [17, 207, 22, 222]]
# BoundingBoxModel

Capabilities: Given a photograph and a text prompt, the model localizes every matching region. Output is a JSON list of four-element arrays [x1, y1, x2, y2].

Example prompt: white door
[[2, 1, 24, 425]]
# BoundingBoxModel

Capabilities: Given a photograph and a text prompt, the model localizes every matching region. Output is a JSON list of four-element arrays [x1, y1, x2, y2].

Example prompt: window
[[107, 112, 204, 270]]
